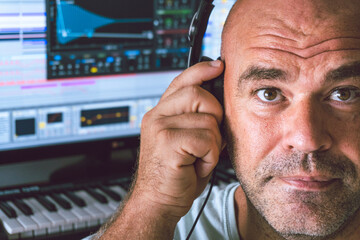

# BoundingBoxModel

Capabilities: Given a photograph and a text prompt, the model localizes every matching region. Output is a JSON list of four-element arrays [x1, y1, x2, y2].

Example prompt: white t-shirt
[[174, 182, 240, 240], [83, 182, 240, 240]]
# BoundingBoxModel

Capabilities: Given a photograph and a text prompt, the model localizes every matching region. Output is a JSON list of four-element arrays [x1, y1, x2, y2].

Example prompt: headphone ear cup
[[201, 74, 224, 105]]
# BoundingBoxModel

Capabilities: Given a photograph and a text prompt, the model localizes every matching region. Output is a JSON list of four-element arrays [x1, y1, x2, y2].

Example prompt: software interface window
[[0, 0, 234, 152]]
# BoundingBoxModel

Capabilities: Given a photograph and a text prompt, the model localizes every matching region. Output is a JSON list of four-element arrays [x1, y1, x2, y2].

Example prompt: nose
[[282, 98, 332, 153]]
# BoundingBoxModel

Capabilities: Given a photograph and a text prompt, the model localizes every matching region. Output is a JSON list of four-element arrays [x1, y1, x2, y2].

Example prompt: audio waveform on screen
[[56, 1, 154, 45], [80, 106, 129, 127]]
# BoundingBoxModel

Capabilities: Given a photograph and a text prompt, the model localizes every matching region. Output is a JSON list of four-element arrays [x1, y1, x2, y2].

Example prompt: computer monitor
[[0, 0, 234, 163]]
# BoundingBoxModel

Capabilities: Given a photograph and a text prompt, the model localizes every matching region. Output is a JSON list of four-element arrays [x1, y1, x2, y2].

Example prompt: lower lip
[[279, 178, 338, 191]]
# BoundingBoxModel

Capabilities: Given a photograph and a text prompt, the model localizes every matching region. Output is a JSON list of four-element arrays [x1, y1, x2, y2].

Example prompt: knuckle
[[200, 114, 218, 127], [157, 128, 172, 143], [152, 117, 167, 132], [185, 85, 202, 100], [197, 129, 215, 144], [206, 129, 217, 143], [141, 111, 153, 128]]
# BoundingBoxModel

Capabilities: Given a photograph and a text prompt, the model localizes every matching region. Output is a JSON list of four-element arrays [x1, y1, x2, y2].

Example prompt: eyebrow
[[325, 61, 360, 83], [239, 61, 360, 84], [239, 65, 287, 82]]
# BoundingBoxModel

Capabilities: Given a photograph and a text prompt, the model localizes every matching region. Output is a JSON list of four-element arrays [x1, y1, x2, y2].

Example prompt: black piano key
[[85, 188, 108, 204], [99, 185, 122, 202], [64, 191, 86, 207], [35, 195, 57, 212], [50, 193, 72, 210], [119, 180, 131, 191], [12, 199, 33, 216], [0, 201, 17, 218]]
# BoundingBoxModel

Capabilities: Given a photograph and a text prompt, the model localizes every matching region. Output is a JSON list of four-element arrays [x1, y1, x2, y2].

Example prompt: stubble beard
[[227, 143, 360, 239]]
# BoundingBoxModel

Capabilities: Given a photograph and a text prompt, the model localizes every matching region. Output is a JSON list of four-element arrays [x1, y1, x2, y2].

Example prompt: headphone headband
[[187, 0, 215, 67]]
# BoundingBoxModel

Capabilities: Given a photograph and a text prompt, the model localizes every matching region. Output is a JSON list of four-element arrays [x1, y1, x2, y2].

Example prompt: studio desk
[[0, 163, 237, 240]]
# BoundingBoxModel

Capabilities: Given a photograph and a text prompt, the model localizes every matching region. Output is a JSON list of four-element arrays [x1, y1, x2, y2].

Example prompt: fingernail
[[209, 60, 221, 67]]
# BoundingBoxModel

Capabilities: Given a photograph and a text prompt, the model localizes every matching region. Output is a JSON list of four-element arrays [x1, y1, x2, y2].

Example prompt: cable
[[185, 167, 217, 240]]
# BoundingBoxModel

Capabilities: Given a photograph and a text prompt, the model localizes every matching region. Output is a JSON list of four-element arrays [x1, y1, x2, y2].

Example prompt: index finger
[[161, 60, 224, 100]]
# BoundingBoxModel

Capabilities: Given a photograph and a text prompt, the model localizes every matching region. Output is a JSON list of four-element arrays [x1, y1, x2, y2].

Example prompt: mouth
[[278, 176, 340, 191]]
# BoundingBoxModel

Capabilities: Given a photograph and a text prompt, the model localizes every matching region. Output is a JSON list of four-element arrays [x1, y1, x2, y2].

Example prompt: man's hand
[[133, 60, 224, 219], [96, 60, 224, 239]]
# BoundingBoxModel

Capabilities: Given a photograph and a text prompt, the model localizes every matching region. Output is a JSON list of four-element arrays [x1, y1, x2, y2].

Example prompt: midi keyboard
[[0, 167, 236, 240]]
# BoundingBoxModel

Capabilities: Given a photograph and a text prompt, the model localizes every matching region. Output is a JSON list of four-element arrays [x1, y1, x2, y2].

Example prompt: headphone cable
[[185, 167, 217, 240]]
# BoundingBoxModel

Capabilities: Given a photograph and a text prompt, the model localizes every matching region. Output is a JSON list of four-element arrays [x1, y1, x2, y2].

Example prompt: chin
[[255, 186, 360, 239], [266, 202, 344, 238]]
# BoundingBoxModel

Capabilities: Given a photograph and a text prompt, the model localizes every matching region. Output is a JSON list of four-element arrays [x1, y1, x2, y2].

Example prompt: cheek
[[333, 113, 360, 170], [226, 99, 282, 170]]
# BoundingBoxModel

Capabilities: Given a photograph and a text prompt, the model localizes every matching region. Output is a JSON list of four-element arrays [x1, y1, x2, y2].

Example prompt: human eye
[[255, 88, 284, 103], [328, 87, 360, 103]]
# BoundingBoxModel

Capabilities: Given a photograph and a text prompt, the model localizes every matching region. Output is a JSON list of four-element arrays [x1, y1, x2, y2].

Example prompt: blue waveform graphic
[[56, 2, 153, 45]]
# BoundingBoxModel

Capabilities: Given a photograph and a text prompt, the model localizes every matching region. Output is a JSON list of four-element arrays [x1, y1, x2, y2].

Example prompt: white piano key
[[7, 202, 37, 232], [23, 199, 52, 237], [81, 190, 115, 218], [75, 191, 106, 223], [107, 185, 128, 211], [45, 195, 85, 231], [109, 185, 127, 198], [7, 202, 37, 238], [26, 198, 65, 234], [95, 188, 120, 211], [24, 200, 57, 235], [60, 193, 98, 227], [0, 208, 24, 235], [94, 203, 113, 218], [107, 200, 119, 211], [71, 207, 97, 228], [7, 233, 20, 240]]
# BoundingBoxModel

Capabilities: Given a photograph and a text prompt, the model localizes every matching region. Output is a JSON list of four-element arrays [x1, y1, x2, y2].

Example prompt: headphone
[[184, 1, 225, 239], [187, 0, 224, 106]]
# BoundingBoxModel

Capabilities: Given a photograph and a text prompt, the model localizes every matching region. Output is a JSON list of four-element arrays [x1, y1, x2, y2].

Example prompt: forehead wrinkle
[[286, 37, 360, 59], [248, 36, 360, 59], [249, 47, 360, 60]]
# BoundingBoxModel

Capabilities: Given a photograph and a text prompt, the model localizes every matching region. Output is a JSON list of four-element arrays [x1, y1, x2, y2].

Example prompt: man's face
[[223, 0, 360, 238]]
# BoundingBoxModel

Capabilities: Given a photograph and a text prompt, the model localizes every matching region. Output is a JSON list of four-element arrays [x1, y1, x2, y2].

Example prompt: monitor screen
[[0, 0, 234, 158]]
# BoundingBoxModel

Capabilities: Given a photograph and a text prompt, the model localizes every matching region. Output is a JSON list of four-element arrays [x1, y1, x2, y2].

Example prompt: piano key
[[6, 233, 20, 240], [105, 201, 117, 211], [12, 199, 33, 216], [60, 193, 99, 228], [75, 191, 108, 224], [85, 188, 108, 204], [100, 185, 128, 210], [118, 180, 132, 191], [92, 188, 119, 211], [64, 191, 86, 207], [26, 198, 66, 234], [0, 208, 24, 235], [45, 196, 83, 231], [22, 199, 53, 234], [99, 185, 122, 202], [0, 201, 17, 218], [108, 185, 127, 198], [77, 191, 114, 218], [50, 193, 72, 210], [7, 201, 38, 238], [35, 195, 57, 212]]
